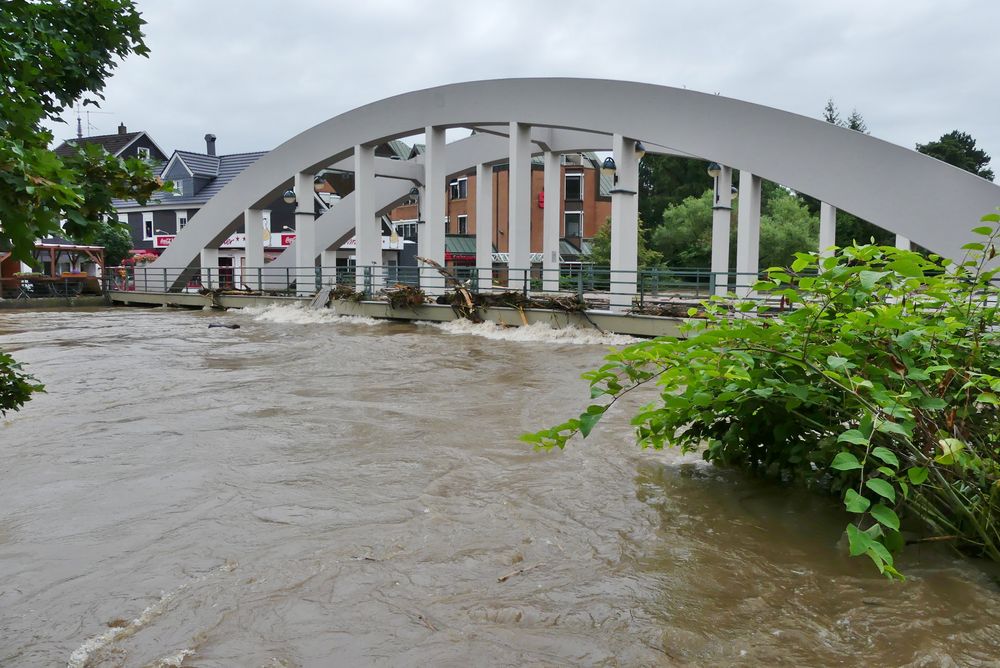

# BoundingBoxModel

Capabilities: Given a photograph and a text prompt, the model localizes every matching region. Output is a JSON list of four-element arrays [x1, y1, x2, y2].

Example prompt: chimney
[[205, 133, 217, 156], [118, 122, 127, 135]]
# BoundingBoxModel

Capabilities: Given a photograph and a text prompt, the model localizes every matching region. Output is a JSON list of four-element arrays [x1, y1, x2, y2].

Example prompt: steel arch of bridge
[[151, 78, 1000, 287]]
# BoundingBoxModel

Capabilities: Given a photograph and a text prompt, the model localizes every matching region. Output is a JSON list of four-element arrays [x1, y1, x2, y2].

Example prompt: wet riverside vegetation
[[525, 214, 1000, 579]]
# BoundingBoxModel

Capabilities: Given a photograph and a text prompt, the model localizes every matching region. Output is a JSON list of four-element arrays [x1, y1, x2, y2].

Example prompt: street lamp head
[[282, 189, 296, 205], [601, 156, 617, 176], [731, 185, 739, 199], [313, 175, 326, 193], [282, 225, 294, 232], [707, 162, 722, 179], [634, 141, 647, 159]]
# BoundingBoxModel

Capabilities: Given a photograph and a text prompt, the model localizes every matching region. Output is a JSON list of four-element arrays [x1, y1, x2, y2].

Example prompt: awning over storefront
[[444, 235, 491, 263]]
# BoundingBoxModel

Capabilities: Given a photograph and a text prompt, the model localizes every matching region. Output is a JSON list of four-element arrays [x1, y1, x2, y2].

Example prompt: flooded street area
[[1, 306, 1000, 666]]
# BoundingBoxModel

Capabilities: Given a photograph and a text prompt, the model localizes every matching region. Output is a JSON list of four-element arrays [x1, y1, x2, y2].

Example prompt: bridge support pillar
[[245, 208, 264, 290], [508, 122, 532, 292], [819, 202, 837, 269], [200, 247, 219, 290], [422, 126, 447, 295], [294, 171, 317, 296], [711, 165, 733, 297], [895, 235, 911, 251], [476, 162, 493, 292], [610, 134, 639, 312], [321, 250, 338, 285], [354, 143, 382, 295], [735, 171, 761, 298], [542, 150, 561, 292]]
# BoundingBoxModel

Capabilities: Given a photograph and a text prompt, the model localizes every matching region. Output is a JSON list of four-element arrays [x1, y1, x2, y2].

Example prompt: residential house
[[54, 122, 169, 166]]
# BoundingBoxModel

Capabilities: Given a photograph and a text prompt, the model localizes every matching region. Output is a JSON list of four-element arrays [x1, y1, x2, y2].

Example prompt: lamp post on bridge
[[707, 161, 734, 297]]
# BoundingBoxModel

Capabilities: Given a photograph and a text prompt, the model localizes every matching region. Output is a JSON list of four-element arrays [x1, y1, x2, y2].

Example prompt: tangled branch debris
[[629, 301, 701, 318], [329, 285, 365, 302], [385, 284, 428, 309]]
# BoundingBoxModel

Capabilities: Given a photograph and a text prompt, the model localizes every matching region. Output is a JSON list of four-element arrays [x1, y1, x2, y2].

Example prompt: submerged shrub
[[525, 213, 1000, 579]]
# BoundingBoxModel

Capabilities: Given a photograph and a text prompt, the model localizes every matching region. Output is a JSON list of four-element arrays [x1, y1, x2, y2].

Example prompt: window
[[176, 211, 187, 231], [137, 147, 150, 160], [396, 221, 417, 239], [562, 153, 583, 166], [449, 177, 468, 200], [172, 179, 183, 196], [458, 215, 468, 235], [142, 212, 154, 240], [565, 211, 583, 237], [565, 173, 583, 201]]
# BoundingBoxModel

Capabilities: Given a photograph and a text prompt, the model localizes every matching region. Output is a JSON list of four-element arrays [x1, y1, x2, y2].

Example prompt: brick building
[[389, 151, 611, 264]]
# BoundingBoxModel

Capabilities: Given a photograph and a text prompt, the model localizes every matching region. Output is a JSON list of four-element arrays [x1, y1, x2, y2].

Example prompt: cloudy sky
[[49, 0, 999, 177]]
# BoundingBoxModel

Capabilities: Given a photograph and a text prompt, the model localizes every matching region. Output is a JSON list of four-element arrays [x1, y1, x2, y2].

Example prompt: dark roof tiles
[[53, 131, 143, 157], [113, 151, 266, 208], [174, 151, 220, 178]]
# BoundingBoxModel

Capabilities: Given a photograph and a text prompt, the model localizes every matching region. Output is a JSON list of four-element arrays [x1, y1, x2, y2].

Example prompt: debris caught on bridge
[[385, 284, 428, 309]]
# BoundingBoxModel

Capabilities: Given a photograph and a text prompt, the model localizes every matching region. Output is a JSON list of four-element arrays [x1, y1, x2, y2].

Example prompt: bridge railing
[[105, 264, 768, 308]]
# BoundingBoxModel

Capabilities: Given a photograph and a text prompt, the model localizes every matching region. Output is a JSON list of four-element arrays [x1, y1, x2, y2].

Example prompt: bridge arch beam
[[154, 78, 1000, 290]]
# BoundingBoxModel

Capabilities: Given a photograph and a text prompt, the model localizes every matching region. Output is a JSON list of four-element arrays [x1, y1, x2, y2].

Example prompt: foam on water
[[235, 304, 639, 345], [152, 648, 195, 667], [66, 562, 236, 668], [423, 319, 640, 346], [237, 304, 381, 326], [66, 586, 183, 668]]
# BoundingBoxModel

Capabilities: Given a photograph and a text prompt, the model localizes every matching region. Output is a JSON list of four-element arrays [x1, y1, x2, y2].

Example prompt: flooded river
[[2, 306, 1000, 666]]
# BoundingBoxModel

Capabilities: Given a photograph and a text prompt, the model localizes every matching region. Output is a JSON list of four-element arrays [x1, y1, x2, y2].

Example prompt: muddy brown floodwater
[[1, 306, 1000, 667]]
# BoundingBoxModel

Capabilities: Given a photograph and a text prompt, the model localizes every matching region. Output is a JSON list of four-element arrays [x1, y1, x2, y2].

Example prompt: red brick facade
[[389, 161, 610, 252]]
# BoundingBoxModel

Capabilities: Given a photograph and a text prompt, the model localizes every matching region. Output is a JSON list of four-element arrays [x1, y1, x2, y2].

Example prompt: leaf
[[831, 452, 863, 471], [870, 503, 901, 531], [871, 447, 899, 469], [917, 396, 947, 411], [865, 478, 896, 502], [846, 524, 873, 557], [859, 270, 888, 290], [837, 429, 869, 446], [827, 355, 849, 371], [907, 467, 929, 485], [936, 438, 966, 465], [578, 407, 606, 438], [876, 421, 911, 438], [844, 489, 871, 513], [972, 225, 994, 236], [976, 392, 1000, 406]]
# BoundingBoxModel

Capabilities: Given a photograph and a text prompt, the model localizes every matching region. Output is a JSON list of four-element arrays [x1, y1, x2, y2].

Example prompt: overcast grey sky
[[50, 0, 999, 178]]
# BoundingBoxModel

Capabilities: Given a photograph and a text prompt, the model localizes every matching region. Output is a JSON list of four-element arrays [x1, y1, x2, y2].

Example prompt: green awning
[[445, 235, 494, 257], [559, 239, 582, 256]]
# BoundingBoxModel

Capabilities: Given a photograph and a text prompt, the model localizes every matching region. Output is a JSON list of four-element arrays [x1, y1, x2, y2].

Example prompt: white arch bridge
[[146, 78, 1000, 310]]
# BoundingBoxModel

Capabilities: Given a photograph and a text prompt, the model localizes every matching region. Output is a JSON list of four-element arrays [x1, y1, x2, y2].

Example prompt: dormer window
[[137, 146, 150, 160], [172, 180, 183, 196]]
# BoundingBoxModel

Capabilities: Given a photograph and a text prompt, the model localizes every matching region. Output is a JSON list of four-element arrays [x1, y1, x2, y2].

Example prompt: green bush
[[0, 351, 44, 417], [525, 213, 1000, 579]]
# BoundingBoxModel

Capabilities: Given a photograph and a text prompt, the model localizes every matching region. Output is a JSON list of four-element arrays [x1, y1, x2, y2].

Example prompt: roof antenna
[[75, 103, 83, 139]]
